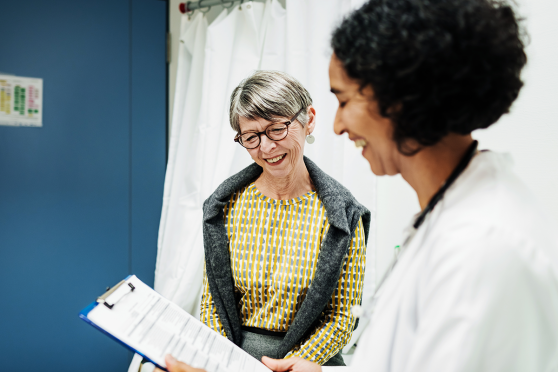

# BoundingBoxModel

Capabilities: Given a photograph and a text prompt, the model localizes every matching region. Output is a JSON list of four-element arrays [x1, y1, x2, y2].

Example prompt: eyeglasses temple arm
[[290, 107, 306, 122]]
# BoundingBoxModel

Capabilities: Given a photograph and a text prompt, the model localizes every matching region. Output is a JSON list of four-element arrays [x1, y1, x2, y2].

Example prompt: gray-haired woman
[[197, 71, 369, 367]]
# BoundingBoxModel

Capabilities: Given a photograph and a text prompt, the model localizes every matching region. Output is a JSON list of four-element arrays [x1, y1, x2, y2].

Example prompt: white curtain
[[155, 0, 374, 358]]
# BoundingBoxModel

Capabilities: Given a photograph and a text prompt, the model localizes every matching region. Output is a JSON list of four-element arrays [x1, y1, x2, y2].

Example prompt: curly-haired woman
[[258, 0, 558, 372]]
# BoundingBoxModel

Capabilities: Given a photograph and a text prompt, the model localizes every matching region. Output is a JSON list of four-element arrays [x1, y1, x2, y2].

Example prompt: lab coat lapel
[[356, 217, 430, 371]]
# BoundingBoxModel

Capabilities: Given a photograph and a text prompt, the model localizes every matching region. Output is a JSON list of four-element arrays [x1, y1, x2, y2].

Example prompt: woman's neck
[[255, 159, 314, 200], [399, 134, 475, 210]]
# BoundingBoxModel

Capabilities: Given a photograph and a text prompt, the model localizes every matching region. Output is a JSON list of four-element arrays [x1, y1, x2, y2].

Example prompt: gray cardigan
[[202, 156, 371, 359]]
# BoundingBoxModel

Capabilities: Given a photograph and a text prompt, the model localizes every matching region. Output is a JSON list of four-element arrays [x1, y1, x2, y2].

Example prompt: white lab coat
[[325, 151, 558, 372]]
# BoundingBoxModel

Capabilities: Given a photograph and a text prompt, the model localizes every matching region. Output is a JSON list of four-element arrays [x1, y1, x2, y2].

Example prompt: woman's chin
[[363, 149, 390, 176], [369, 165, 384, 176], [367, 156, 387, 176], [264, 165, 290, 178], [369, 161, 399, 177]]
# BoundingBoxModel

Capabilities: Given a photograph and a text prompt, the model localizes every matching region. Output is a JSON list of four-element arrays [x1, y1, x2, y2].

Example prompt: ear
[[306, 105, 317, 135]]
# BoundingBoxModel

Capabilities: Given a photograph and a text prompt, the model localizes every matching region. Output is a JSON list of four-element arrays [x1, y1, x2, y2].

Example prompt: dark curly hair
[[331, 0, 527, 154]]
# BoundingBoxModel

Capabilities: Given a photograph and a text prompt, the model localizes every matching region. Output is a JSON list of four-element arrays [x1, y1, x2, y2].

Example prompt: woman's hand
[[261, 356, 322, 372], [154, 354, 206, 372]]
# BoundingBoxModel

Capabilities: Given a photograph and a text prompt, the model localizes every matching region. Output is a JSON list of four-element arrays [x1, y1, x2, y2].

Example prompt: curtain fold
[[155, 0, 374, 353], [155, 12, 209, 317]]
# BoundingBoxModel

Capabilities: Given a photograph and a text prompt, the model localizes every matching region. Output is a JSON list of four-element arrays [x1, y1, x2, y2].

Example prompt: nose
[[259, 134, 276, 153], [333, 108, 346, 136]]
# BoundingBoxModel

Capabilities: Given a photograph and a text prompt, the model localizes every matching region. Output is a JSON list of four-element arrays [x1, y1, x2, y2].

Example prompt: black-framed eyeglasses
[[234, 107, 305, 149]]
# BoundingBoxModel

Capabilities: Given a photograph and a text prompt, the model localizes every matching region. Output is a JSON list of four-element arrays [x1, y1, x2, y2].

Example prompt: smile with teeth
[[354, 139, 368, 148], [265, 154, 285, 163]]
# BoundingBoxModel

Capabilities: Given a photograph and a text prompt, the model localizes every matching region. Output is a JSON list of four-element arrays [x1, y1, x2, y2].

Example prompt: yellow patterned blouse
[[200, 182, 366, 365]]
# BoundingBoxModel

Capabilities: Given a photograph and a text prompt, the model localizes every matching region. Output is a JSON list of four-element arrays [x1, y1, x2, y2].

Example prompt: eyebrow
[[238, 120, 285, 135]]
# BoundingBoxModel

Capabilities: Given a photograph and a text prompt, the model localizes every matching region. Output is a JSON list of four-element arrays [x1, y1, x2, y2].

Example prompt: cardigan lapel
[[202, 162, 263, 344]]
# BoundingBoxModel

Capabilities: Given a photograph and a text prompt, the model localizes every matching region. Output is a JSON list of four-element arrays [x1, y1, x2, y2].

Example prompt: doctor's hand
[[262, 356, 322, 372], [154, 354, 206, 372]]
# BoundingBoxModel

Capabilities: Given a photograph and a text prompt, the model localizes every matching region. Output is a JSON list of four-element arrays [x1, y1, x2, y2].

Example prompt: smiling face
[[239, 107, 315, 179], [329, 54, 401, 176]]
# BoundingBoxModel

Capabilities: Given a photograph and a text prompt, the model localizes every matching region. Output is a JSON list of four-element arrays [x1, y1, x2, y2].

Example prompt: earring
[[306, 134, 315, 144]]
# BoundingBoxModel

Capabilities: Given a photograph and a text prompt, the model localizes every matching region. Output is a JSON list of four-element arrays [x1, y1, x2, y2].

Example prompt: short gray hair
[[229, 70, 313, 133]]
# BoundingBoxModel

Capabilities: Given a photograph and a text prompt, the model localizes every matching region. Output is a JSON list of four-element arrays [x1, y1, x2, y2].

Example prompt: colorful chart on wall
[[0, 74, 43, 127]]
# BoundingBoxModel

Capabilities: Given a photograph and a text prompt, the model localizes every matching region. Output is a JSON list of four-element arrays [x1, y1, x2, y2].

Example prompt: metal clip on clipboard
[[97, 280, 136, 309]]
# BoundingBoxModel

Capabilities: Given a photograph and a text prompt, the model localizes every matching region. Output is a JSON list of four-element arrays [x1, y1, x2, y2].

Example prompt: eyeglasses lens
[[239, 123, 288, 149], [266, 124, 288, 140], [240, 133, 260, 148]]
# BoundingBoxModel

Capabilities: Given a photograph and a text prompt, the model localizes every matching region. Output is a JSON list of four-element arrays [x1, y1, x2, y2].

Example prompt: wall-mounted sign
[[0, 74, 43, 127]]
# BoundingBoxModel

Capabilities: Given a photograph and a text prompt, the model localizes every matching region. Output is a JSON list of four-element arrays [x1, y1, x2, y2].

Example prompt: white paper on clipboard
[[81, 275, 271, 372]]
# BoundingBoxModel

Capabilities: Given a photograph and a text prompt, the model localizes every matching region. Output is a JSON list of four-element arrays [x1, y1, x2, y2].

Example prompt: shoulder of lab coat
[[347, 152, 558, 372], [406, 152, 558, 370]]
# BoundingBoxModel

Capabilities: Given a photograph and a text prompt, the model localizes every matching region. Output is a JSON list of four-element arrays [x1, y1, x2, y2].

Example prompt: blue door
[[0, 1, 167, 370]]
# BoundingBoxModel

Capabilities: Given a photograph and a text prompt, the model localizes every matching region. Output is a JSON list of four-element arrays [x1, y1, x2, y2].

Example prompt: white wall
[[474, 0, 558, 221], [168, 0, 558, 284], [375, 0, 558, 280]]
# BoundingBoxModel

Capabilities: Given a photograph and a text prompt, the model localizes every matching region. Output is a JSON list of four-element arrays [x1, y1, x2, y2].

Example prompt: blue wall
[[0, 1, 167, 370]]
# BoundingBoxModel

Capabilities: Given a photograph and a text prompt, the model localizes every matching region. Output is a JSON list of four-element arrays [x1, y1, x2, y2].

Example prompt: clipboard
[[79, 275, 271, 372], [78, 275, 166, 370]]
